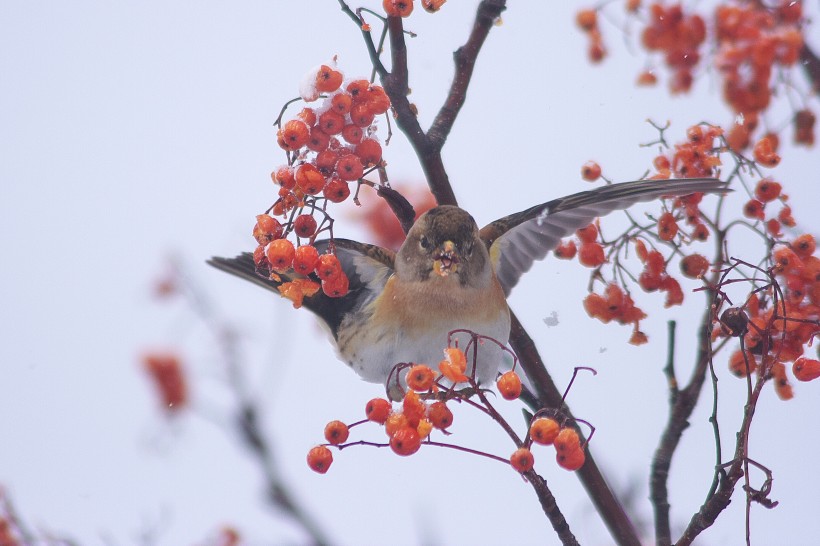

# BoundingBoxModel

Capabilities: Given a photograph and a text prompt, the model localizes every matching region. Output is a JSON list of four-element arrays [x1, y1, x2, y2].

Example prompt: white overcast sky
[[2, 2, 819, 545]]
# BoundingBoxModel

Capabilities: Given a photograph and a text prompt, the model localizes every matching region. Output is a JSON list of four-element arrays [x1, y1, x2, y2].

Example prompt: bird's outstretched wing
[[207, 238, 395, 339], [478, 178, 729, 296]]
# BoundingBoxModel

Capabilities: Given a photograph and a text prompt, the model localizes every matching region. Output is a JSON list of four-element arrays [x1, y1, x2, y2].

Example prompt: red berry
[[323, 420, 350, 445], [510, 447, 534, 473], [496, 371, 522, 400], [307, 446, 333, 474]]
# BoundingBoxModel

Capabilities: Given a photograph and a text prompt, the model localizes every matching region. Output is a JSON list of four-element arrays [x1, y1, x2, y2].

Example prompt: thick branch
[[650, 310, 713, 546], [509, 312, 641, 546], [428, 0, 507, 150]]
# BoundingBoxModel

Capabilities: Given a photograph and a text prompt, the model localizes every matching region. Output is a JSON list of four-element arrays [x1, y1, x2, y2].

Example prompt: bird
[[209, 178, 727, 396]]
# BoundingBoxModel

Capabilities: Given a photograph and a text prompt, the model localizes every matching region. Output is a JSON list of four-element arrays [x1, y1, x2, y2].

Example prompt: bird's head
[[395, 205, 492, 287]]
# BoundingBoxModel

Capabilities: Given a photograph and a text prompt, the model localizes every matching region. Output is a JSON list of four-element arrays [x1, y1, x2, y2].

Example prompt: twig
[[176, 262, 331, 546], [428, 0, 507, 149], [509, 312, 642, 546]]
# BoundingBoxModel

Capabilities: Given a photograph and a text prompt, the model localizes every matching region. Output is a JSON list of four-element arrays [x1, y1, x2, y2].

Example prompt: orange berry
[[330, 92, 353, 115], [771, 361, 794, 400], [385, 412, 409, 437], [729, 349, 757, 377], [576, 223, 598, 243], [680, 253, 710, 279], [755, 179, 782, 203], [253, 214, 283, 245], [274, 165, 296, 190], [293, 244, 320, 275], [341, 124, 364, 144], [743, 199, 765, 220], [402, 390, 426, 427], [581, 160, 602, 181], [307, 126, 330, 152], [335, 154, 364, 181], [556, 446, 586, 471], [390, 427, 422, 456], [365, 85, 391, 115], [315, 65, 343, 93], [773, 246, 803, 275], [265, 238, 296, 273], [637, 70, 658, 86], [554, 239, 577, 259], [629, 329, 649, 345], [324, 420, 350, 445], [660, 275, 683, 307], [297, 107, 317, 126], [315, 253, 342, 280], [554, 427, 581, 452], [350, 102, 375, 127], [346, 80, 370, 102], [766, 219, 782, 237], [691, 222, 710, 241], [383, 0, 414, 18], [657, 212, 679, 241], [406, 364, 436, 391], [279, 119, 310, 151], [293, 214, 318, 238], [422, 0, 446, 12], [427, 401, 453, 430], [295, 164, 326, 195], [355, 138, 383, 166], [509, 447, 535, 473], [366, 397, 392, 424], [793, 357, 820, 382], [583, 292, 613, 323], [322, 271, 350, 298], [416, 418, 433, 439], [496, 371, 522, 400], [778, 205, 796, 227], [318, 110, 344, 135], [576, 9, 597, 32], [439, 347, 469, 383], [792, 234, 816, 259], [530, 417, 560, 445], [315, 149, 339, 173], [578, 242, 605, 267], [753, 137, 780, 167], [322, 176, 350, 203], [307, 445, 333, 474]]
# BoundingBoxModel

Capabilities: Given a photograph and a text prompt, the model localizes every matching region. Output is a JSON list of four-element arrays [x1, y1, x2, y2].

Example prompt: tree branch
[[428, 0, 506, 150], [509, 312, 642, 546]]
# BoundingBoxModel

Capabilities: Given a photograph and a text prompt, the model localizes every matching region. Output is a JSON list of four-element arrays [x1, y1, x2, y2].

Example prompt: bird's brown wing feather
[[207, 238, 395, 339], [479, 178, 729, 296]]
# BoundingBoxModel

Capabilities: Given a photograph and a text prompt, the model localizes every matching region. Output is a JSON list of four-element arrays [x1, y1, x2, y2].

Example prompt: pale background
[[2, 1, 819, 545]]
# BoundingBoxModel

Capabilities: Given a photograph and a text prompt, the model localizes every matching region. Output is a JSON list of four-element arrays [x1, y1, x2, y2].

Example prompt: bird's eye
[[419, 235, 431, 250]]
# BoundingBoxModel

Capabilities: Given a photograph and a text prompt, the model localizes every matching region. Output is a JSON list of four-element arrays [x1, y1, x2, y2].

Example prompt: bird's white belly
[[343, 305, 511, 387]]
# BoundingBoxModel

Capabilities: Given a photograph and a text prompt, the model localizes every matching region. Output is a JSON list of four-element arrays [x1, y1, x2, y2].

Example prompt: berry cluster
[[252, 62, 395, 305], [640, 3, 707, 93], [306, 332, 590, 476], [564, 125, 726, 343], [576, 9, 606, 63], [582, 2, 816, 151], [719, 234, 820, 399], [524, 414, 587, 471], [715, 1, 807, 149]]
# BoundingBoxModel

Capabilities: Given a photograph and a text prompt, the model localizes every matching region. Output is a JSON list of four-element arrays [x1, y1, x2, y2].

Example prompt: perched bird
[[209, 178, 727, 395]]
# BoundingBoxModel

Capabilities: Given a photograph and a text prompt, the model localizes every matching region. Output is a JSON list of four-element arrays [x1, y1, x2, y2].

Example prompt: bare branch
[[429, 0, 507, 149]]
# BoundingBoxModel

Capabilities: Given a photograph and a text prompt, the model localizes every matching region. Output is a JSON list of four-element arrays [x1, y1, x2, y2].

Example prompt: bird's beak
[[433, 240, 459, 276]]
